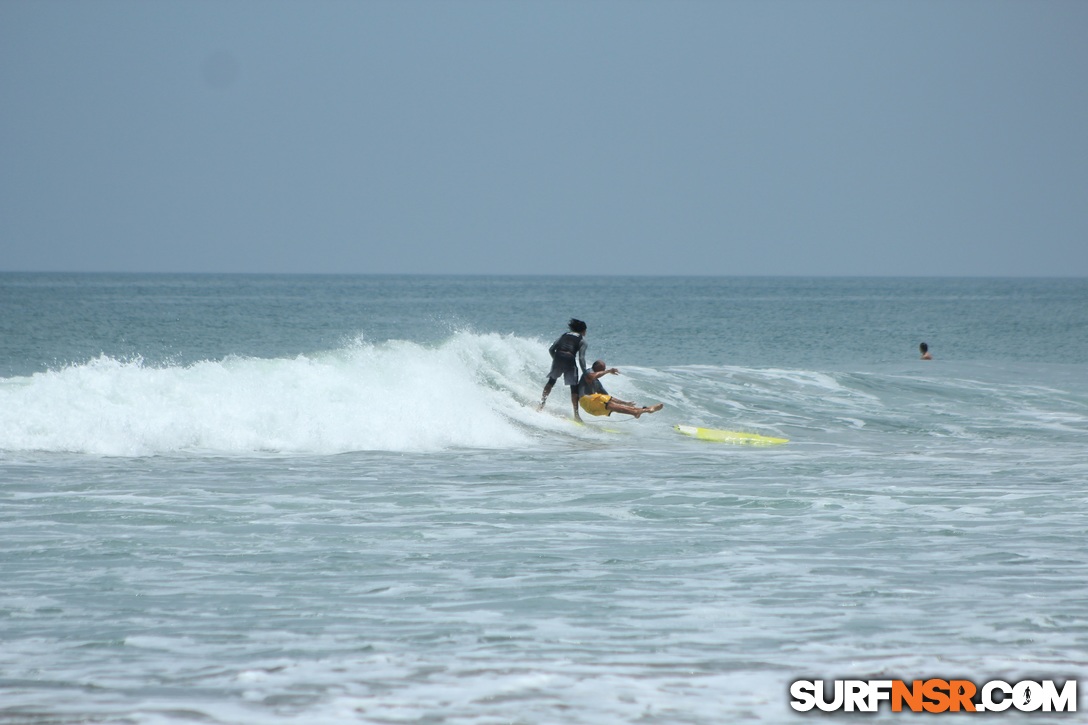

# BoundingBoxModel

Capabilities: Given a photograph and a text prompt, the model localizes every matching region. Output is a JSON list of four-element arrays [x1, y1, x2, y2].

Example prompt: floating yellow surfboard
[[674, 424, 788, 446]]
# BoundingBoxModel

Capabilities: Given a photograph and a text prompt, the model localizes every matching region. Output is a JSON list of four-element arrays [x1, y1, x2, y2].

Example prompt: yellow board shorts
[[579, 394, 612, 417]]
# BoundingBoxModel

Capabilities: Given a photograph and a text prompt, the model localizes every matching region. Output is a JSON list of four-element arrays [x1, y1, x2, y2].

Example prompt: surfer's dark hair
[[568, 318, 587, 333], [920, 342, 929, 353], [592, 360, 606, 372]]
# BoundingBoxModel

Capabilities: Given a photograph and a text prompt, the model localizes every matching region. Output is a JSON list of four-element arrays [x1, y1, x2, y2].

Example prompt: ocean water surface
[[1, 274, 1086, 723]]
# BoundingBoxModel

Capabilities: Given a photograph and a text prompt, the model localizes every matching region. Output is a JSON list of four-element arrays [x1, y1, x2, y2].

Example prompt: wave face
[[0, 333, 558, 456], [2, 327, 1085, 457]]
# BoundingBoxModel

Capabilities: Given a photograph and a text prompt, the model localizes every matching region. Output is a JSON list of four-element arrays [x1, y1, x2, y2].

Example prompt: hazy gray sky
[[2, 0, 1086, 275]]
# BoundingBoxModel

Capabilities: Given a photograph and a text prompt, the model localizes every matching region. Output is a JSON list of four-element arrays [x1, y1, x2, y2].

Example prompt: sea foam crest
[[0, 332, 555, 456]]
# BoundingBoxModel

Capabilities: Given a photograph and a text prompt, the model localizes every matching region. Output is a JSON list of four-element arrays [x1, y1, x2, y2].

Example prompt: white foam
[[0, 332, 548, 456]]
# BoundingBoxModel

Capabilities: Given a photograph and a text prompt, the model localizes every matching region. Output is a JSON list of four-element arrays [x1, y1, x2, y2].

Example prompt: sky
[[1, 0, 1086, 276]]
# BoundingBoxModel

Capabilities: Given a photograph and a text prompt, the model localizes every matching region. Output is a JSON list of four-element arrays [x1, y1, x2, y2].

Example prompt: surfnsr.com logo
[[790, 679, 1077, 713]]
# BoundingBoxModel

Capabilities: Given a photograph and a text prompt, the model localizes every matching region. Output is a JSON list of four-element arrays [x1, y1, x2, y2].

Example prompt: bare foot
[[646, 403, 664, 414]]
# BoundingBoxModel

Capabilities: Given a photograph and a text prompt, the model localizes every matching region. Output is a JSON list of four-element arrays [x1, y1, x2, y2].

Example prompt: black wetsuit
[[578, 371, 607, 398], [547, 332, 587, 386]]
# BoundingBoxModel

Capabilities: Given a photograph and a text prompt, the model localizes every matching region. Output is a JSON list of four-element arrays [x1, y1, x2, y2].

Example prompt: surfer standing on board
[[578, 361, 664, 419], [539, 318, 589, 420]]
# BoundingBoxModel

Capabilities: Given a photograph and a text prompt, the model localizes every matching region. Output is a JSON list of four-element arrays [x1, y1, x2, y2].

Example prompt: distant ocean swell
[[0, 332, 1084, 457]]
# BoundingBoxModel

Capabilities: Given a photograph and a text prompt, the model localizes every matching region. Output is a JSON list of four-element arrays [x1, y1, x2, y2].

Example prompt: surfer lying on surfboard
[[578, 361, 664, 420]]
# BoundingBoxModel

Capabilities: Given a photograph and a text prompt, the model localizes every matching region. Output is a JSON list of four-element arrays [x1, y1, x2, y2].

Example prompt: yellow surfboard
[[674, 424, 788, 446], [573, 419, 624, 434]]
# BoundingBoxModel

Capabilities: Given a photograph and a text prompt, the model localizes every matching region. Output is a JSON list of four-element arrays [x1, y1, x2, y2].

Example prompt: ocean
[[1, 274, 1086, 723]]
